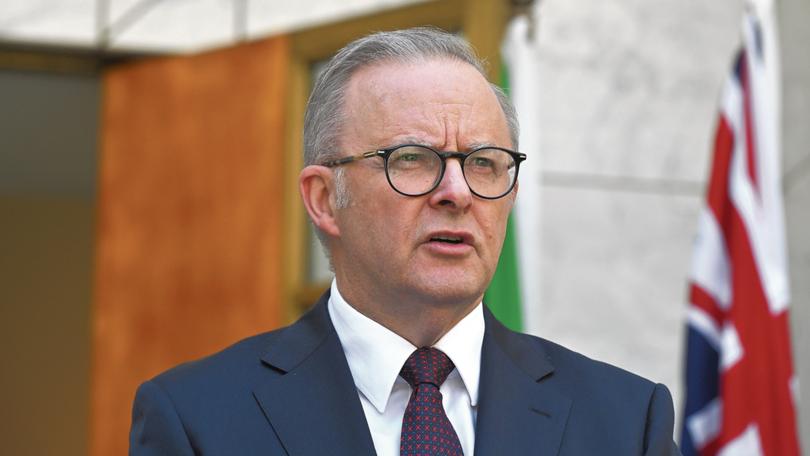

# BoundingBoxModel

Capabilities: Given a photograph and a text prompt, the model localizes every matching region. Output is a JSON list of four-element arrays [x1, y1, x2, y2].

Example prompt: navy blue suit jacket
[[130, 292, 680, 455]]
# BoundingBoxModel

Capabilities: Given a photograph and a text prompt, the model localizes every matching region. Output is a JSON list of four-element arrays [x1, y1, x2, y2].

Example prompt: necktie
[[399, 347, 464, 456]]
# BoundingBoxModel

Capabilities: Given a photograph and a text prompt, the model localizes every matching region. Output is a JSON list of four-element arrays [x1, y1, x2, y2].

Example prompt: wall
[[526, 0, 807, 446], [0, 69, 98, 456], [779, 0, 810, 449], [524, 0, 720, 426]]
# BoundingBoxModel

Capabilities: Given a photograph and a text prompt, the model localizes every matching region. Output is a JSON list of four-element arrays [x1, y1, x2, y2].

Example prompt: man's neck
[[333, 276, 482, 347]]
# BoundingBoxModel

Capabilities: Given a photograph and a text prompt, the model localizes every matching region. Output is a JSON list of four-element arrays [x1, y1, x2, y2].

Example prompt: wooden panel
[[91, 36, 289, 456], [282, 54, 311, 323], [463, 0, 510, 83]]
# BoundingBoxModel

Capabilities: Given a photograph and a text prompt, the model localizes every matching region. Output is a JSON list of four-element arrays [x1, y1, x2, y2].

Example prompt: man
[[130, 27, 680, 455]]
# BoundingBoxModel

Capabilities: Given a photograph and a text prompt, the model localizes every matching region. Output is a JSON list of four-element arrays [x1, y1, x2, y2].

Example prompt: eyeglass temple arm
[[321, 150, 380, 168], [510, 153, 528, 169]]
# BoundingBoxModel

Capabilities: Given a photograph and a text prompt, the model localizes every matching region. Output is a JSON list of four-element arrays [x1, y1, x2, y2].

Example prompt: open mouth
[[430, 236, 464, 244]]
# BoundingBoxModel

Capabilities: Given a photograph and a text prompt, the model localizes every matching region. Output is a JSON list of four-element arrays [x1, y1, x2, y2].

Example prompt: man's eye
[[399, 153, 422, 162], [390, 150, 431, 169], [471, 157, 494, 168]]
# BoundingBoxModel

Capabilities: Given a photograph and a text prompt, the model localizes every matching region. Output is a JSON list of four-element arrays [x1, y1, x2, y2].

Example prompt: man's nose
[[428, 158, 472, 210]]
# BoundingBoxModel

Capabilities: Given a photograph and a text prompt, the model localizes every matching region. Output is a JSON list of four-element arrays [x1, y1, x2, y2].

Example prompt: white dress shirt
[[328, 279, 484, 456]]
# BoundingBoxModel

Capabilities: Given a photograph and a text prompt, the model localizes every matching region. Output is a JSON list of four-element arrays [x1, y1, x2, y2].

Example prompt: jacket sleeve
[[643, 383, 682, 456], [130, 380, 195, 456]]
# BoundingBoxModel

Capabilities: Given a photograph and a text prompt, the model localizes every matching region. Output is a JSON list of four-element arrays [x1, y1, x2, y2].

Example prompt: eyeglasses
[[320, 144, 526, 199]]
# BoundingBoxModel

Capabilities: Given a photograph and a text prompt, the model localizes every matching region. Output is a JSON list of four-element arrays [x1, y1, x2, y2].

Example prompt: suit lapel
[[474, 308, 572, 456], [253, 292, 376, 456]]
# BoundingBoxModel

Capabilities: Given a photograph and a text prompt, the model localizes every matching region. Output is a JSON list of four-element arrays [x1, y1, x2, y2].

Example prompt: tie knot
[[400, 347, 455, 388]]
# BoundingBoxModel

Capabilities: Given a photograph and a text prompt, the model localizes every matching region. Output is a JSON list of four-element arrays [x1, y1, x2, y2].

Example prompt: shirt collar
[[327, 279, 484, 413], [433, 302, 483, 408]]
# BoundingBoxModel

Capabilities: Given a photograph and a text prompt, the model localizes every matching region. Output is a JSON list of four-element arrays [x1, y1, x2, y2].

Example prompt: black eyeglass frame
[[320, 144, 527, 200]]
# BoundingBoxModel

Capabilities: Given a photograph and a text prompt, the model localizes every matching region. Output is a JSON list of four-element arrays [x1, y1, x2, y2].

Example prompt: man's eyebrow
[[466, 141, 498, 150], [397, 136, 432, 146], [382, 138, 500, 151], [376, 137, 431, 150]]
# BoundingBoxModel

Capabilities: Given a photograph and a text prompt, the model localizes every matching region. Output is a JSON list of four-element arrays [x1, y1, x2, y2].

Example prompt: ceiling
[[0, 0, 427, 53]]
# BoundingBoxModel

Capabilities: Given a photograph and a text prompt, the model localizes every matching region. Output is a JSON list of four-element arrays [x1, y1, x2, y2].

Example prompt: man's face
[[330, 58, 515, 309]]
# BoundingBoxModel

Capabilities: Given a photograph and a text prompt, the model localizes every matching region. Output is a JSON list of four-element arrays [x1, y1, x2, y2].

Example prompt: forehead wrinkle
[[364, 96, 508, 153], [430, 97, 505, 151], [418, 99, 474, 150], [374, 101, 455, 149]]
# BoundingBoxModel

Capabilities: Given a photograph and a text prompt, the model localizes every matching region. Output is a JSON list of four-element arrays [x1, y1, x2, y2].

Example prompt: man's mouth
[[423, 231, 474, 255], [430, 236, 464, 244]]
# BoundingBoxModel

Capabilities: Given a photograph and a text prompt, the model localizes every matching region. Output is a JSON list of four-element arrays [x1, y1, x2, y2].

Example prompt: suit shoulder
[[143, 296, 333, 399], [148, 326, 286, 392], [131, 326, 301, 454], [522, 335, 678, 454], [517, 331, 660, 396]]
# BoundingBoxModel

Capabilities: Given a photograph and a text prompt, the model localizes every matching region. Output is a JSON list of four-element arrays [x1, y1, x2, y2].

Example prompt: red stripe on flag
[[689, 284, 725, 328], [706, 116, 734, 220], [713, 207, 798, 455], [701, 439, 721, 456]]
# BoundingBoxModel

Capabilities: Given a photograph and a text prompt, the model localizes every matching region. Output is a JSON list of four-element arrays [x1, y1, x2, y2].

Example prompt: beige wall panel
[[91, 36, 289, 456], [0, 196, 93, 456]]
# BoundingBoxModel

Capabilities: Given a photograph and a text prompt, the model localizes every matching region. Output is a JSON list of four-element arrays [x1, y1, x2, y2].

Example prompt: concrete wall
[[525, 0, 807, 446], [779, 0, 810, 449]]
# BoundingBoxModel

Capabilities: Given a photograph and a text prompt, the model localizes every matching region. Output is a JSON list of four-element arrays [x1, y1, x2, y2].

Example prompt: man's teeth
[[432, 236, 463, 244]]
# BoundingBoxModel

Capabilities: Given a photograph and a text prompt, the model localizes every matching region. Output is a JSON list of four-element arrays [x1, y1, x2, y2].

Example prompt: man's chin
[[406, 273, 487, 307]]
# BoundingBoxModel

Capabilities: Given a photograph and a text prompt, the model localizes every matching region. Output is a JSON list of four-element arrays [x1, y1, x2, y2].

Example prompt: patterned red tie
[[399, 347, 464, 456]]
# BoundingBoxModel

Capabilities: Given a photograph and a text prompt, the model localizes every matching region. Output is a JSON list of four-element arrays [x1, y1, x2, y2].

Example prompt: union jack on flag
[[680, 2, 800, 455]]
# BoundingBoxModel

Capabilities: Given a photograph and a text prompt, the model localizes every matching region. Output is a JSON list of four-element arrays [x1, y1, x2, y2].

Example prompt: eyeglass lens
[[386, 145, 517, 198]]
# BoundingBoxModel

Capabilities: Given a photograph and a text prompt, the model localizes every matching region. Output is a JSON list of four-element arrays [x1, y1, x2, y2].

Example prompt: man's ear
[[299, 165, 341, 237]]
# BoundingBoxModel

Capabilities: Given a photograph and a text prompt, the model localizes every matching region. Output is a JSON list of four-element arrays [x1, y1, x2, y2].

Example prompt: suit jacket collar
[[253, 291, 377, 456], [253, 292, 571, 456], [474, 306, 572, 456]]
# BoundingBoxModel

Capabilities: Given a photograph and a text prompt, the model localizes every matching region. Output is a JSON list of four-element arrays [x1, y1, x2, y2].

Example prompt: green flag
[[484, 62, 523, 332], [485, 213, 523, 331]]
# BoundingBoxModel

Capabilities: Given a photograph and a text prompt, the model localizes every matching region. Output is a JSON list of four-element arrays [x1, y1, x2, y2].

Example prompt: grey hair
[[303, 26, 520, 167]]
